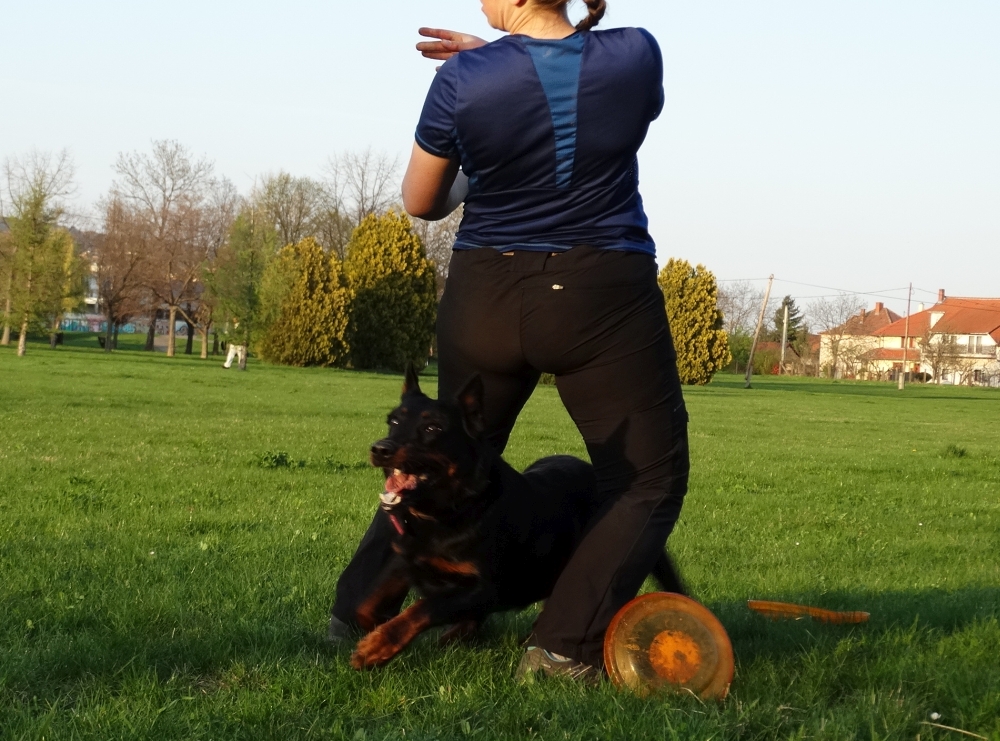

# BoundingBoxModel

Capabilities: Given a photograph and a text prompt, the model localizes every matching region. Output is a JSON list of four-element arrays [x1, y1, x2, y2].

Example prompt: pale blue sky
[[3, 1, 998, 311]]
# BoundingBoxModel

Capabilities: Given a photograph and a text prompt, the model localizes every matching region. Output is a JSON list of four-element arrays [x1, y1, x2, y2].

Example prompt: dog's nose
[[370, 439, 397, 462]]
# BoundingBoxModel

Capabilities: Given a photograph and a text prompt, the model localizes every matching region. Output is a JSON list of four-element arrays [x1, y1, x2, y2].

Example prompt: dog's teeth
[[393, 469, 402, 476], [419, 475, 428, 481]]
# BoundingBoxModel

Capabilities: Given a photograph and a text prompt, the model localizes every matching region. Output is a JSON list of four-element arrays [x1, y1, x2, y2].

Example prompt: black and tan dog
[[350, 367, 684, 669]]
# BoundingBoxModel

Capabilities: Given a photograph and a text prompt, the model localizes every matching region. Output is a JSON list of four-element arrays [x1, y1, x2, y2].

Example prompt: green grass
[[1, 336, 998, 740]]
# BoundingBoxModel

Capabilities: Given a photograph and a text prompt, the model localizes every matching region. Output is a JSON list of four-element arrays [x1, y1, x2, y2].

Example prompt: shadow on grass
[[714, 586, 1000, 663], [4, 586, 997, 694]]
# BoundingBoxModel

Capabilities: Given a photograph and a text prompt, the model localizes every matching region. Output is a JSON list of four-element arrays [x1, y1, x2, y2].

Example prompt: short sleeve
[[415, 59, 460, 158], [637, 28, 665, 121]]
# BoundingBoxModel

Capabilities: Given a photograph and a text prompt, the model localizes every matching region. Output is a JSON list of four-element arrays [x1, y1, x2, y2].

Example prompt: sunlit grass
[[1, 336, 998, 740]]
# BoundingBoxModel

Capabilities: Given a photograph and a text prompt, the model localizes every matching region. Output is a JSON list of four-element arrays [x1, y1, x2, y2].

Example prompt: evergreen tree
[[256, 237, 351, 367], [343, 212, 437, 371], [657, 259, 731, 385], [770, 295, 804, 343]]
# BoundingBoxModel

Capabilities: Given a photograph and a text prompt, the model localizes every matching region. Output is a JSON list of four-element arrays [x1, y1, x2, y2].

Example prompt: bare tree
[[809, 293, 867, 378], [1, 150, 77, 356], [412, 207, 462, 297], [919, 329, 962, 385], [95, 198, 149, 352], [113, 141, 220, 357], [717, 280, 765, 335], [324, 148, 400, 225], [249, 172, 326, 249]]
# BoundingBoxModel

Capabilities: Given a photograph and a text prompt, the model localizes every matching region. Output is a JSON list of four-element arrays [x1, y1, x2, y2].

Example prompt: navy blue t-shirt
[[415, 28, 664, 255]]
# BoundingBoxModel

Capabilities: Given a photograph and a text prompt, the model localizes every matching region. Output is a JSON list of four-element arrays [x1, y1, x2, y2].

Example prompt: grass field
[[1, 336, 998, 740]]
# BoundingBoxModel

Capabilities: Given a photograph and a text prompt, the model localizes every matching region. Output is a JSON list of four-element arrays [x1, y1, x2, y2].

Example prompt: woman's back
[[416, 28, 663, 254]]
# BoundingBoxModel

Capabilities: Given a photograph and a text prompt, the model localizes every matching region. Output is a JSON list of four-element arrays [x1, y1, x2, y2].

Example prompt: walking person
[[331, 0, 689, 680], [222, 319, 247, 371]]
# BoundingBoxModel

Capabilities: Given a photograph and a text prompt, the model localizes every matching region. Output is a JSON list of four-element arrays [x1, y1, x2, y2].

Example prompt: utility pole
[[779, 303, 789, 375], [745, 275, 774, 389], [898, 283, 912, 390]]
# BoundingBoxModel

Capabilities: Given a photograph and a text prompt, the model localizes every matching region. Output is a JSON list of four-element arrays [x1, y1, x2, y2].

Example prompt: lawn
[[1, 336, 998, 740]]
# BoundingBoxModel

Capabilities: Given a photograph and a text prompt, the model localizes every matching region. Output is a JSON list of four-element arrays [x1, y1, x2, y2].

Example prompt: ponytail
[[533, 0, 607, 32], [575, 0, 607, 32]]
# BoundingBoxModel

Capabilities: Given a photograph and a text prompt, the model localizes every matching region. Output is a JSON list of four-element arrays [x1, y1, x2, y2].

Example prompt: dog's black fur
[[350, 366, 685, 669]]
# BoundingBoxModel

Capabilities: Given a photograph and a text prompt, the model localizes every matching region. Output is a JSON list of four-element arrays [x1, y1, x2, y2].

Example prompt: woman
[[331, 0, 689, 681]]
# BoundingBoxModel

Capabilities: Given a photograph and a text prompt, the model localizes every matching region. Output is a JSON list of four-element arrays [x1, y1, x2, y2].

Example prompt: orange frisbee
[[604, 593, 734, 700]]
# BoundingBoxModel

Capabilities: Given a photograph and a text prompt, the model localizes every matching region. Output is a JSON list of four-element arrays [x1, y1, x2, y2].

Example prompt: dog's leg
[[351, 600, 434, 668], [351, 588, 496, 669], [650, 550, 687, 596], [438, 619, 480, 646], [355, 569, 410, 633]]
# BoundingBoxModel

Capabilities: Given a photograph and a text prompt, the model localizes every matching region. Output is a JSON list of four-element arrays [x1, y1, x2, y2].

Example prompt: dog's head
[[370, 365, 487, 522]]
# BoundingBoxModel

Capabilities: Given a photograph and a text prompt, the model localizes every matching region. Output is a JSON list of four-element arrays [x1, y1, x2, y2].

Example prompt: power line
[[718, 276, 912, 303]]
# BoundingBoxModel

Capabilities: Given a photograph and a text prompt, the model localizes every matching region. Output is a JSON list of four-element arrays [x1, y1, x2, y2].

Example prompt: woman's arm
[[401, 142, 463, 221]]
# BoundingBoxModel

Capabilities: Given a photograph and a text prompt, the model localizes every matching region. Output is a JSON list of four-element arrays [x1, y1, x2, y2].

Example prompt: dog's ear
[[403, 363, 422, 396], [456, 375, 485, 437]]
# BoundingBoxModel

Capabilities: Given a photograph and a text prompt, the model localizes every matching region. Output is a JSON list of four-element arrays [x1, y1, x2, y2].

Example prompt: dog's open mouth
[[380, 469, 421, 508]]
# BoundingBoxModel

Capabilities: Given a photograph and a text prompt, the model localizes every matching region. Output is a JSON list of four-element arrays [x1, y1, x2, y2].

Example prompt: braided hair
[[533, 0, 608, 32], [575, 0, 607, 31]]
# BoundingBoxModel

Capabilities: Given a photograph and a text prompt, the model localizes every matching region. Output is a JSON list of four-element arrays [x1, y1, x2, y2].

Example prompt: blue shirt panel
[[524, 34, 586, 189], [415, 28, 664, 254]]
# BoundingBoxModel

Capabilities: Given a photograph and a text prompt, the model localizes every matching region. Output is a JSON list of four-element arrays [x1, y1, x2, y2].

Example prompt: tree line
[[3, 142, 740, 384], [0, 142, 451, 370]]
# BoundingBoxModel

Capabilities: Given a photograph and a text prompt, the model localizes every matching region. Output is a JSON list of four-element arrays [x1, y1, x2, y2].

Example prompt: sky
[[2, 0, 998, 314]]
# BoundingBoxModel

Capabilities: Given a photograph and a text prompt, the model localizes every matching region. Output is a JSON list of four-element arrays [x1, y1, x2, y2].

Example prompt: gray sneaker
[[516, 646, 601, 685]]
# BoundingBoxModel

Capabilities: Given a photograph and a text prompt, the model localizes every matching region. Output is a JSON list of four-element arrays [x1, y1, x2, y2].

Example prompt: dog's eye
[[389, 418, 399, 426], [424, 424, 442, 435]]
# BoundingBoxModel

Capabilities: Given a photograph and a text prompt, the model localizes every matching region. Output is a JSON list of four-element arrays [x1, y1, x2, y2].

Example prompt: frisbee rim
[[604, 592, 734, 701]]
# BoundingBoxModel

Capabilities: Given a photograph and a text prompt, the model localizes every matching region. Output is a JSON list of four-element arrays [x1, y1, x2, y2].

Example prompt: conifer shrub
[[256, 237, 351, 367], [658, 259, 731, 385], [343, 212, 437, 371]]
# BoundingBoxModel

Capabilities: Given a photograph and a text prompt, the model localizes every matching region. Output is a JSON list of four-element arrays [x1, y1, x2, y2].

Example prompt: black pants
[[332, 246, 689, 668]]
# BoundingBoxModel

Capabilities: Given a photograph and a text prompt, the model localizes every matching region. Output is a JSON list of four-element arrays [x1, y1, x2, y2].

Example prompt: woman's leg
[[519, 249, 690, 669]]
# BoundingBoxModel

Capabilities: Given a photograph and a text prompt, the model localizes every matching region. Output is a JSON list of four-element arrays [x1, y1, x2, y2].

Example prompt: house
[[873, 291, 1000, 386], [818, 303, 902, 379]]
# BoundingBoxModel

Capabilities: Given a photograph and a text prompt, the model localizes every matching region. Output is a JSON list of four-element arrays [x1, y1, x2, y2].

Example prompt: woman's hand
[[417, 28, 488, 61]]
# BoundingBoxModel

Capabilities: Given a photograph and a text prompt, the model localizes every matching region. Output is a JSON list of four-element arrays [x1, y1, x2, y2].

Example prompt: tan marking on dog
[[408, 508, 437, 522], [424, 557, 480, 576]]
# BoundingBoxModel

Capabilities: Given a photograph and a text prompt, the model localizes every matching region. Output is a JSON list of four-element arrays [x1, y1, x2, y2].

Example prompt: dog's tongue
[[385, 470, 418, 495]]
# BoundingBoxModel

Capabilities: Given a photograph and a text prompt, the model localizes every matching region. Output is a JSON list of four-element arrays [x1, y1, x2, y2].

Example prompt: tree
[[249, 172, 327, 249], [717, 280, 765, 336], [256, 237, 351, 367], [0, 226, 15, 345], [769, 295, 804, 343], [809, 294, 866, 377], [343, 212, 437, 371], [95, 198, 148, 352], [412, 207, 462, 298], [113, 140, 236, 357], [1, 150, 80, 356], [919, 329, 961, 385], [657, 259, 731, 385], [204, 207, 278, 352], [322, 149, 400, 258]]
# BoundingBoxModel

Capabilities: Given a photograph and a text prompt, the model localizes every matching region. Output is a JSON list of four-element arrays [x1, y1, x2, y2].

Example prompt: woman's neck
[[506, 11, 576, 39]]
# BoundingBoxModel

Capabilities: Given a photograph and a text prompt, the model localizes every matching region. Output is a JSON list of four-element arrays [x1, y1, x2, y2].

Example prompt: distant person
[[330, 0, 688, 683], [222, 320, 247, 371]]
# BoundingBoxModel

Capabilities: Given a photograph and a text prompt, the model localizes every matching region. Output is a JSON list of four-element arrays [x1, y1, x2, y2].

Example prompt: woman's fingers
[[416, 27, 488, 58]]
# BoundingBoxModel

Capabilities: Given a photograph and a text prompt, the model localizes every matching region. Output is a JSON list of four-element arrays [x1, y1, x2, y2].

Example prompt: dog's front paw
[[350, 627, 402, 669]]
